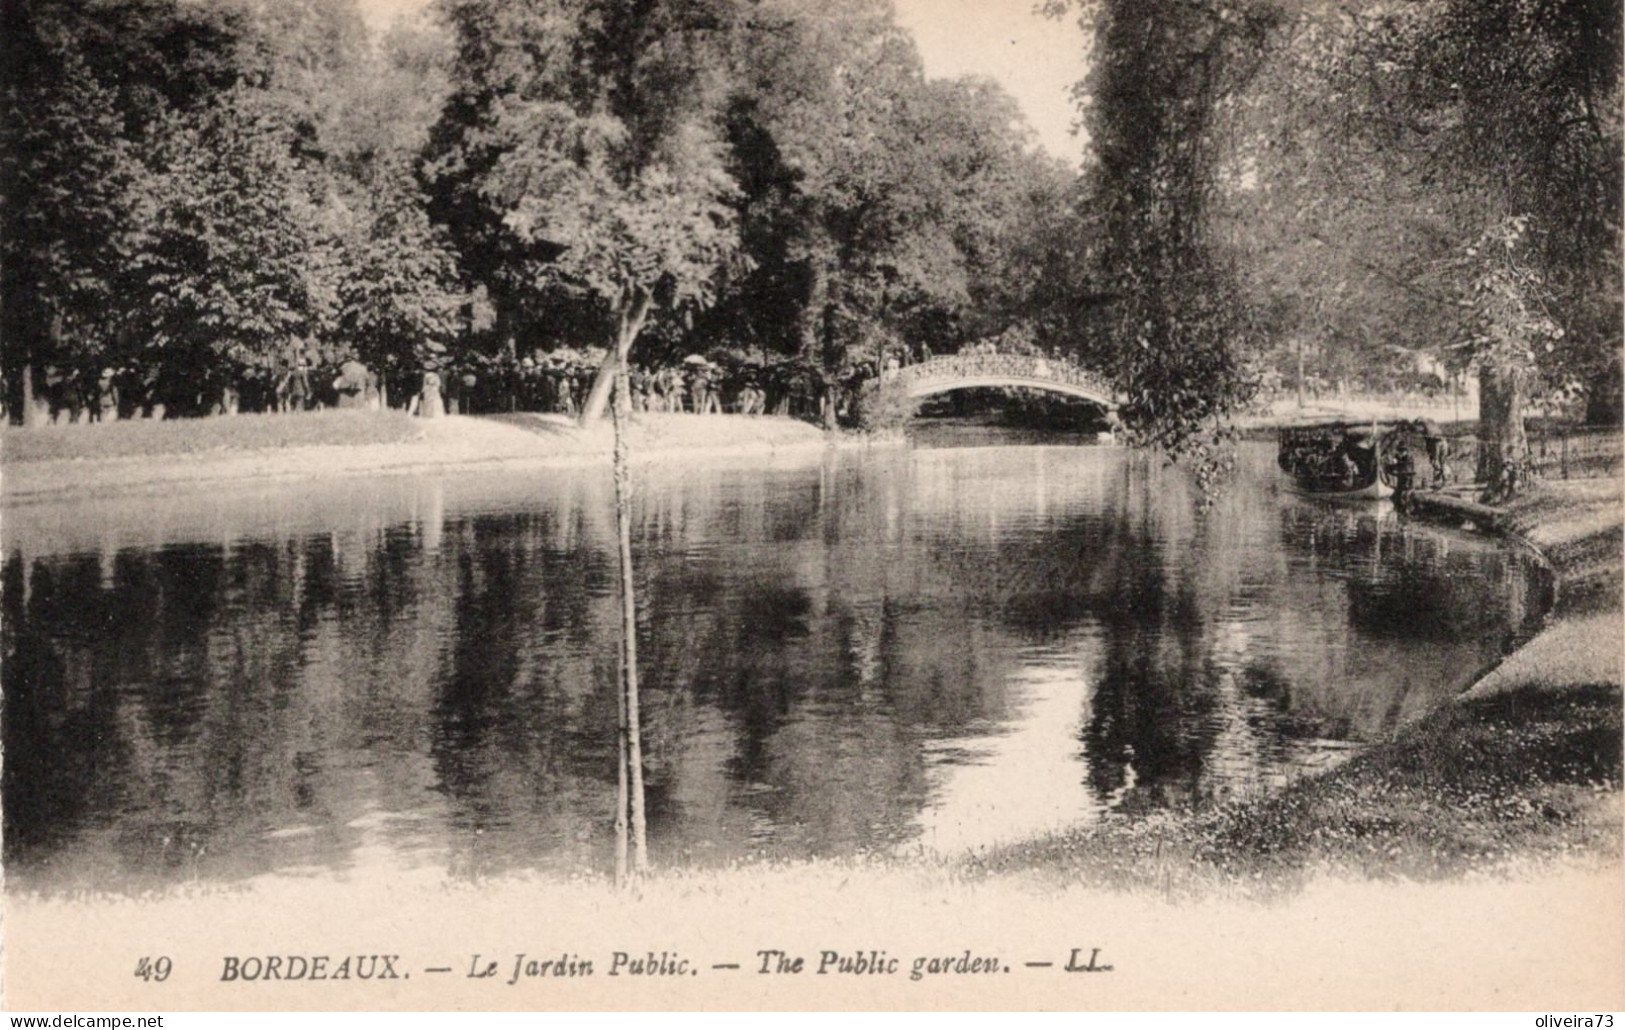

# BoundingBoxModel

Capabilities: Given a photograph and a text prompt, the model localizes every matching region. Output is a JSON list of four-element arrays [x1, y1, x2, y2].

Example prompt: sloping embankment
[[1, 411, 837, 504], [1412, 477, 1622, 612]]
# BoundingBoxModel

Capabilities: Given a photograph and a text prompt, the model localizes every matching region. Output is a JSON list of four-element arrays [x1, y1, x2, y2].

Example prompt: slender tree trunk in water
[[1477, 362, 1530, 499], [614, 646, 629, 888], [605, 287, 653, 886], [612, 360, 649, 876]]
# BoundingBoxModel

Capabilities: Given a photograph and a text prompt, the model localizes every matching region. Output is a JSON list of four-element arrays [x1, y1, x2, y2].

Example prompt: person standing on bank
[[94, 368, 119, 421], [333, 357, 370, 409], [442, 364, 461, 415], [283, 359, 313, 412], [1388, 439, 1417, 515], [1413, 417, 1450, 485], [413, 369, 445, 418]]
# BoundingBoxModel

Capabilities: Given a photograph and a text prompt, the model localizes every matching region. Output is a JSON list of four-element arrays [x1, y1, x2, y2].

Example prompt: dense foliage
[[420, 0, 1069, 423], [1036, 0, 1278, 464], [3, 0, 465, 420], [4, 0, 1618, 470], [1029, 0, 1621, 488], [3, 0, 1069, 427]]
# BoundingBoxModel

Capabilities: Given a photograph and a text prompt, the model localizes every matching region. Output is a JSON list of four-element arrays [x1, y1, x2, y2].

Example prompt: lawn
[[1, 410, 423, 463]]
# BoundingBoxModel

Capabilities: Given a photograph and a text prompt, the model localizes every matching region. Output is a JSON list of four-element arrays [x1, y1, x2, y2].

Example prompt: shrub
[[852, 378, 918, 432]]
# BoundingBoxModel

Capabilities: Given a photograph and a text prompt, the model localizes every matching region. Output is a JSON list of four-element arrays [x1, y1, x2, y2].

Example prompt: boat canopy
[[1276, 419, 1410, 436]]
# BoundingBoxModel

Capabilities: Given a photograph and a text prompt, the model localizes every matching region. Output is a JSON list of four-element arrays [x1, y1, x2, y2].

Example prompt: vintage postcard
[[3, 0, 1621, 1013]]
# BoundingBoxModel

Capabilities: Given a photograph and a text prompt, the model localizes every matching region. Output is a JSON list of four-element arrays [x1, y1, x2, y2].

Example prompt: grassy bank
[[1498, 478, 1624, 613], [1412, 477, 1622, 613], [969, 675, 1621, 899], [2, 409, 423, 463], [1, 410, 838, 502]]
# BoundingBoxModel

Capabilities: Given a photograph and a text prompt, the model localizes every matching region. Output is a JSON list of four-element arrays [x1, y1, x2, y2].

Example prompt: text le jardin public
[[216, 948, 1113, 985]]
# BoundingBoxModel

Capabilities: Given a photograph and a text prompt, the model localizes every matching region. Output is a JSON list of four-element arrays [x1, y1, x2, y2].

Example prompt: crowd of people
[[25, 355, 394, 423], [20, 333, 1092, 427], [20, 346, 889, 425]]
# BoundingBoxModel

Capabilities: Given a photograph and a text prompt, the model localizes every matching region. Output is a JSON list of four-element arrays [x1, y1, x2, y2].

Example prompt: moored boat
[[1282, 474, 1392, 500], [1278, 420, 1402, 500]]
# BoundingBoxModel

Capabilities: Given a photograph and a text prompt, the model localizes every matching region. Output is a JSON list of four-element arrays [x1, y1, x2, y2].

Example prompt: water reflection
[[3, 441, 1548, 891]]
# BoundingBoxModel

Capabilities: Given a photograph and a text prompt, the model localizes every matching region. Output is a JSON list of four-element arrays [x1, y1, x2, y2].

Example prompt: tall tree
[[235, 0, 467, 380], [424, 0, 744, 424], [3, 0, 468, 417], [705, 0, 1065, 415], [333, 184, 467, 383], [1047, 0, 1279, 464], [1, 0, 260, 420], [1350, 0, 1621, 487], [131, 88, 336, 410], [426, 0, 753, 880], [1213, 0, 1621, 490]]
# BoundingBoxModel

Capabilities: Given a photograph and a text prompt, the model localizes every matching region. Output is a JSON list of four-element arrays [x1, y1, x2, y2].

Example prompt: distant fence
[[1439, 426, 1622, 484]]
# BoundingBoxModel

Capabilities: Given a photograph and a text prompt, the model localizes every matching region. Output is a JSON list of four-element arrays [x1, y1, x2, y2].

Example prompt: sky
[[891, 0, 1087, 165], [356, 0, 1088, 165]]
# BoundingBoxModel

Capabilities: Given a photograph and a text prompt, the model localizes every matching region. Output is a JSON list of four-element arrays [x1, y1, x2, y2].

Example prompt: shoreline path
[[0, 412, 843, 504]]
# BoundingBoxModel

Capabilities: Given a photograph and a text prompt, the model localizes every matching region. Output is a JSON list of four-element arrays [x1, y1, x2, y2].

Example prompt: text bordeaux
[[219, 955, 402, 982]]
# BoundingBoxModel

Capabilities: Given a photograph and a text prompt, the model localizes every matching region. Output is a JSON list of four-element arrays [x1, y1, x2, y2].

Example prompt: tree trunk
[[26, 315, 65, 427], [604, 286, 653, 888], [1584, 361, 1623, 426], [20, 363, 50, 427], [580, 350, 619, 424], [612, 360, 649, 879], [799, 260, 828, 362], [1477, 362, 1529, 499], [579, 287, 654, 425]]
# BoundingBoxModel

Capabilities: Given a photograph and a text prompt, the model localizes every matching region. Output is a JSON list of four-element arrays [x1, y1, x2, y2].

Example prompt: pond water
[[2, 428, 1549, 892]]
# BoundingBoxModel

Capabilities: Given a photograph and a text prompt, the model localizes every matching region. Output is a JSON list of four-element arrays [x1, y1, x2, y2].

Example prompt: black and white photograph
[[2, 0, 1621, 1013]]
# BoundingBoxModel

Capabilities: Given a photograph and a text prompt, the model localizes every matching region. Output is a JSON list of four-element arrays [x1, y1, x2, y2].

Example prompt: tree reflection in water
[[2, 443, 1548, 892]]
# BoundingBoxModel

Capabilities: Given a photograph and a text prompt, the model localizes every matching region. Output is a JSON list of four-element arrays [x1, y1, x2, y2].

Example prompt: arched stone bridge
[[885, 353, 1120, 409]]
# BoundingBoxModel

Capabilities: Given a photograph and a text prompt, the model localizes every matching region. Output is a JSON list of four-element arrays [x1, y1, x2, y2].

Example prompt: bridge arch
[[887, 353, 1120, 410]]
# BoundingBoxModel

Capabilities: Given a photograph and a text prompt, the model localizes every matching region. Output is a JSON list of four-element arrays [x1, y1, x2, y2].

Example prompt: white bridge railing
[[887, 353, 1118, 404]]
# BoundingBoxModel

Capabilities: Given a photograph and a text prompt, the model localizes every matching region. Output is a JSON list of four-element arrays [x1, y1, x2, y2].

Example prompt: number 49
[[134, 957, 172, 982]]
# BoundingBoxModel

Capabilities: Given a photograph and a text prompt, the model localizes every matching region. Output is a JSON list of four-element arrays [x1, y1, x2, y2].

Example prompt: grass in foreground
[[968, 680, 1622, 898], [2, 410, 422, 463]]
